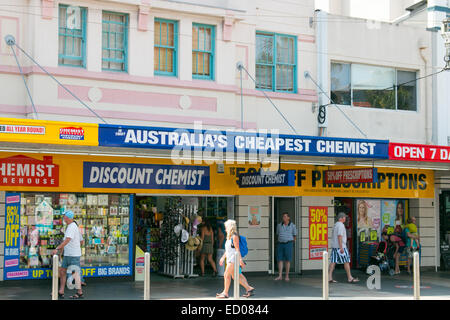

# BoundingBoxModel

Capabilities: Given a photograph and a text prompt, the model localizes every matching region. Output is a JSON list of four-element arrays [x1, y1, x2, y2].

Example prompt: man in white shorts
[[328, 212, 359, 283]]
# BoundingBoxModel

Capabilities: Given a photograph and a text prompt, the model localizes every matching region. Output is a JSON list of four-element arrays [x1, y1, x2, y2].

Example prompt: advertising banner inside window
[[3, 192, 134, 280]]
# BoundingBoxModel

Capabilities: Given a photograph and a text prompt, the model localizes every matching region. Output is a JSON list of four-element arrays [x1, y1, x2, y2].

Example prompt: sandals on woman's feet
[[329, 279, 338, 283], [348, 278, 359, 283], [243, 290, 255, 298], [70, 292, 84, 299], [216, 293, 229, 299]]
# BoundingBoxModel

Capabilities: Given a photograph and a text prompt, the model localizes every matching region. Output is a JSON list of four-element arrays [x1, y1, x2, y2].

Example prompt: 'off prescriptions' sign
[[324, 168, 378, 184], [309, 207, 328, 260]]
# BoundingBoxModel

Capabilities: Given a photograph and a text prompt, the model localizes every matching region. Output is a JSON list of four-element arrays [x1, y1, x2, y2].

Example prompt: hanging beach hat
[[174, 224, 182, 236], [185, 236, 201, 251], [183, 216, 190, 225], [193, 236, 202, 246], [181, 229, 189, 243], [195, 216, 202, 224]]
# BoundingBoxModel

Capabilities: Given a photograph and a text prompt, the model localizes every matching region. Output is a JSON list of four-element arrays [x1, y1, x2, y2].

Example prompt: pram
[[366, 240, 396, 276]]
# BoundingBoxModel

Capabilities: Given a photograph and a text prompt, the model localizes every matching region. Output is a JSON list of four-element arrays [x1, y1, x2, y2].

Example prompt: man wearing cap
[[52, 210, 84, 299], [328, 212, 359, 283]]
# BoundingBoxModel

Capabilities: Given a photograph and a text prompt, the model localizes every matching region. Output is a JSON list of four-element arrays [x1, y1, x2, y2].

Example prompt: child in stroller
[[367, 232, 396, 276]]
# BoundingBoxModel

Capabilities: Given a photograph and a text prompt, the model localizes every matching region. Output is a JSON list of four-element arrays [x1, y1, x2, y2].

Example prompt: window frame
[[154, 18, 178, 77], [58, 4, 87, 68], [255, 31, 298, 94], [192, 23, 215, 81], [330, 61, 418, 112], [101, 11, 129, 73]]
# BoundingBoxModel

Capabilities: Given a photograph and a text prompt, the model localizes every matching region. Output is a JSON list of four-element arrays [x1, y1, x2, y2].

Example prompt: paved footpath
[[0, 270, 449, 300]]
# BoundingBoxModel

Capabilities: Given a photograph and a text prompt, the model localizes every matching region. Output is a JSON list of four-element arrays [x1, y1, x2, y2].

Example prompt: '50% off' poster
[[309, 207, 328, 260]]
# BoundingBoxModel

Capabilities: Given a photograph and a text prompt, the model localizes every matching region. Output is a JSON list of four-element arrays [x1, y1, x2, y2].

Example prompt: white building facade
[[0, 0, 448, 281]]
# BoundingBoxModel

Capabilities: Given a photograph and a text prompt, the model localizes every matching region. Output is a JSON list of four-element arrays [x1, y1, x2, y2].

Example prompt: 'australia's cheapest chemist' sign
[[83, 162, 210, 190], [98, 124, 389, 158]]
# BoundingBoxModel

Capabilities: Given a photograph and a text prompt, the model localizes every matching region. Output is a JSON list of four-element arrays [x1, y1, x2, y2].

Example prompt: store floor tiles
[[0, 270, 449, 300]]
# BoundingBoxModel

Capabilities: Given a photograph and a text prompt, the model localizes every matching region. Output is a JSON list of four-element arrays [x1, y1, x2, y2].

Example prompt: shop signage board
[[2, 192, 134, 280], [0, 117, 98, 146], [237, 170, 295, 188], [389, 142, 450, 162], [324, 168, 378, 184], [0, 152, 435, 199], [309, 207, 328, 259], [83, 162, 210, 190], [98, 124, 389, 159], [0, 155, 59, 187]]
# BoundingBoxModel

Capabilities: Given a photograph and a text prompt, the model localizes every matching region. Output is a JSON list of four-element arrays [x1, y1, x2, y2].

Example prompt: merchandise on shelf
[[18, 192, 131, 269]]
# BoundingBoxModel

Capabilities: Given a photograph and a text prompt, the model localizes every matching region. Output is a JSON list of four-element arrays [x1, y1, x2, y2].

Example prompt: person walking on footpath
[[329, 212, 359, 283], [275, 212, 297, 281], [51, 210, 84, 299], [199, 219, 218, 277], [216, 219, 255, 298]]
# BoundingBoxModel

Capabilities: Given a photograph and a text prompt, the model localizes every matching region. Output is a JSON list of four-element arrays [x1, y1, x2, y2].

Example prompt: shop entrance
[[271, 197, 300, 274], [334, 197, 410, 271], [134, 195, 233, 277], [334, 198, 355, 268], [439, 191, 450, 270]]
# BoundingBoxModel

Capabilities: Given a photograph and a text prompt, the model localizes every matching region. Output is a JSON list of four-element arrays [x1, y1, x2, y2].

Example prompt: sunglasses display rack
[[179, 204, 199, 278], [160, 197, 184, 279]]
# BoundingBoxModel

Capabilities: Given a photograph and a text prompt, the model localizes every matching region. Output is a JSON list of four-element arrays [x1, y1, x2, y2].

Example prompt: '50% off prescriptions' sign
[[309, 207, 328, 260]]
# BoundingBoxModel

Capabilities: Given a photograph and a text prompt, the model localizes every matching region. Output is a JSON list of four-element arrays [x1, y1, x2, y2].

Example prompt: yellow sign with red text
[[0, 117, 98, 146]]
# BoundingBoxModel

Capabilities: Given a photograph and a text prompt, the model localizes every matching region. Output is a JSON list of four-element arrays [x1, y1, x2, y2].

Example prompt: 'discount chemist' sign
[[98, 124, 389, 159], [83, 162, 210, 190]]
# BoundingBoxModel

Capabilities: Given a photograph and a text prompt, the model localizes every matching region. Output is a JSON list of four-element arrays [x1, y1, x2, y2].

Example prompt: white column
[[179, 18, 192, 81], [86, 7, 102, 72]]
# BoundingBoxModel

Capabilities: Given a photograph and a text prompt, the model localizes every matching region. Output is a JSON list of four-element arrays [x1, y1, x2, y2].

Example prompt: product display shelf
[[147, 227, 161, 272]]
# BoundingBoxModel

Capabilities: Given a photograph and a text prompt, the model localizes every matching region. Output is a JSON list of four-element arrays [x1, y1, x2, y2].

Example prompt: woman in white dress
[[216, 219, 255, 298]]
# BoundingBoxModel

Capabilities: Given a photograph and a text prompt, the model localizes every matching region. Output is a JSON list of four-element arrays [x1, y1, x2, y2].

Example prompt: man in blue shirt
[[275, 212, 297, 281]]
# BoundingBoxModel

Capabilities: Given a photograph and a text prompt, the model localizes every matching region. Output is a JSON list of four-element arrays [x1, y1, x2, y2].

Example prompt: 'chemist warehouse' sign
[[83, 162, 210, 190], [98, 124, 389, 159]]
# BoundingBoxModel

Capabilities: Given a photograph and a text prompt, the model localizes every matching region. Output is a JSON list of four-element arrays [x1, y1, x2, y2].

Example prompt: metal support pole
[[52, 255, 59, 301], [239, 65, 244, 129], [5, 35, 38, 120], [144, 252, 150, 300], [322, 251, 329, 300], [413, 251, 420, 300], [233, 251, 240, 300], [10, 38, 107, 124]]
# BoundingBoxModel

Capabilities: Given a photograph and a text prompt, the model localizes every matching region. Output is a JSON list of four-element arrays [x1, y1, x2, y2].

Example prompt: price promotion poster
[[381, 200, 397, 234], [309, 207, 328, 260], [3, 193, 22, 280]]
